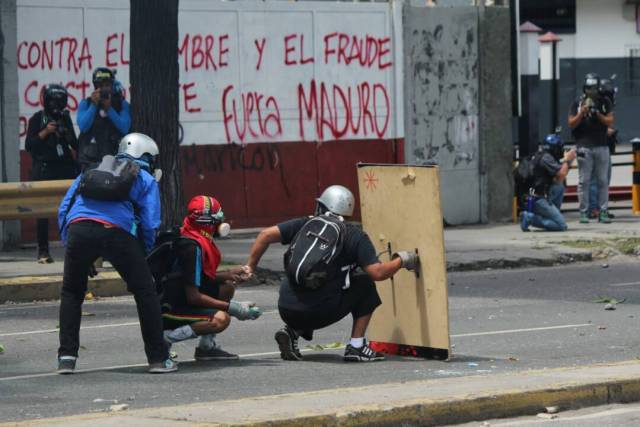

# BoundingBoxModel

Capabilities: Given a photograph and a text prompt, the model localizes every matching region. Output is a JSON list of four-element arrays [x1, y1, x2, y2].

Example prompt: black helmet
[[92, 67, 115, 88], [599, 78, 616, 104], [583, 73, 600, 94], [43, 84, 68, 119]]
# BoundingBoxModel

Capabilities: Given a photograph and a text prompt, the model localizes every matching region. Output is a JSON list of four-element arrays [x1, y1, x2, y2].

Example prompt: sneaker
[[194, 346, 239, 361], [148, 358, 178, 373], [57, 356, 77, 374], [519, 212, 531, 232], [343, 342, 385, 362], [580, 213, 590, 224], [274, 326, 303, 361], [599, 210, 612, 224], [37, 252, 54, 264]]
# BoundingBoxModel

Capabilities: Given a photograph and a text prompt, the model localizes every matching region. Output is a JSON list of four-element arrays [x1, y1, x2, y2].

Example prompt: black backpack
[[78, 155, 140, 201], [59, 155, 140, 234], [146, 227, 194, 295], [513, 152, 540, 199], [284, 214, 346, 290]]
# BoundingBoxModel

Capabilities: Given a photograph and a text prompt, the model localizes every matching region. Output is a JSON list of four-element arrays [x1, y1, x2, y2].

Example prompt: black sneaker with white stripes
[[343, 342, 385, 362], [274, 325, 303, 361]]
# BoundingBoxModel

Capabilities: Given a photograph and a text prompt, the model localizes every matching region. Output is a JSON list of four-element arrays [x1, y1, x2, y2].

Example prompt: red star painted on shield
[[364, 171, 378, 191]]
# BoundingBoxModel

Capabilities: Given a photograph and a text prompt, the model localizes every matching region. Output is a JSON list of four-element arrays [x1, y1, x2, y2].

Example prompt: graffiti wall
[[16, 0, 403, 236]]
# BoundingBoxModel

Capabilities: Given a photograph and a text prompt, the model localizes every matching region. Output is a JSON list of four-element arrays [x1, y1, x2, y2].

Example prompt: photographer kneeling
[[520, 134, 576, 232]]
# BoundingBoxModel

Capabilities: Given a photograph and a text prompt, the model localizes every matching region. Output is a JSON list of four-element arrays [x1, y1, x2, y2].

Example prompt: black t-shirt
[[532, 152, 561, 196], [25, 110, 78, 163], [161, 239, 219, 308], [277, 217, 380, 311], [569, 96, 613, 148]]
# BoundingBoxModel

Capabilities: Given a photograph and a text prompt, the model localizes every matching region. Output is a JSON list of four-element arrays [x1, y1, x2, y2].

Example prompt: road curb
[[0, 272, 126, 303], [446, 249, 593, 272], [6, 361, 640, 426]]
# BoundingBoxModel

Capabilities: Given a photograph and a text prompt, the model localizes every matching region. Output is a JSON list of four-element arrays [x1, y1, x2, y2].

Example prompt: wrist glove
[[392, 251, 420, 271], [228, 301, 262, 321]]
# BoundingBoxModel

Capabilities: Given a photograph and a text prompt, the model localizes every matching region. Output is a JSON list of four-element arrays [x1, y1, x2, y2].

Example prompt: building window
[[520, 0, 576, 34]]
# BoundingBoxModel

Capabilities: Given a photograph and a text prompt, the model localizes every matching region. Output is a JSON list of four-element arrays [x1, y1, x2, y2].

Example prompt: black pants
[[279, 273, 382, 340], [58, 221, 168, 364], [31, 160, 78, 255]]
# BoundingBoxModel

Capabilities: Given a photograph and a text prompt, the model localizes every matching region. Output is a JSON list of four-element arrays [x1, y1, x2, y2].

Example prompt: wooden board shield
[[357, 164, 450, 359]]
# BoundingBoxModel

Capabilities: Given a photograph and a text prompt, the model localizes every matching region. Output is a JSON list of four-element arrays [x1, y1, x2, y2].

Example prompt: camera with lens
[[100, 88, 111, 101], [577, 147, 587, 159]]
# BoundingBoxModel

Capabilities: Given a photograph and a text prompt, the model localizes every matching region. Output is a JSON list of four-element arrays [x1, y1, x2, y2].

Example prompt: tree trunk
[[130, 0, 183, 228]]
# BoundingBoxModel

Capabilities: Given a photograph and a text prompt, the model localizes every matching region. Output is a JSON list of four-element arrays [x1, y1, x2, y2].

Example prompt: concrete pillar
[[518, 21, 541, 157], [0, 0, 21, 250], [537, 31, 562, 143], [478, 6, 513, 222]]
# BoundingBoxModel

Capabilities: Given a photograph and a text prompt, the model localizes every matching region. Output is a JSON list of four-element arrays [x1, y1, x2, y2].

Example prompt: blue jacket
[[77, 98, 131, 135], [58, 166, 161, 252]]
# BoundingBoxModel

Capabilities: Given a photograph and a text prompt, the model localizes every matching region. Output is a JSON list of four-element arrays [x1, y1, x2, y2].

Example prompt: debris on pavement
[[593, 296, 625, 304], [545, 406, 559, 414], [604, 303, 616, 311], [537, 413, 558, 419], [109, 404, 129, 412]]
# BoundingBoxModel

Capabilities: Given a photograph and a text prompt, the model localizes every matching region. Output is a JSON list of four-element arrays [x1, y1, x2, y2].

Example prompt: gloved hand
[[392, 251, 420, 271], [228, 301, 262, 321]]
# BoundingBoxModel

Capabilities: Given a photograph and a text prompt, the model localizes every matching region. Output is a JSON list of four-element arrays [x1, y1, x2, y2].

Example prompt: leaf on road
[[325, 341, 344, 349], [305, 344, 325, 351], [81, 312, 95, 317], [0, 344, 4, 354], [593, 296, 626, 304]]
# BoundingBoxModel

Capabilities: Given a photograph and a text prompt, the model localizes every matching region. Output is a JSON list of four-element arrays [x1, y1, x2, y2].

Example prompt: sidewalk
[[5, 360, 640, 426], [1, 212, 639, 302]]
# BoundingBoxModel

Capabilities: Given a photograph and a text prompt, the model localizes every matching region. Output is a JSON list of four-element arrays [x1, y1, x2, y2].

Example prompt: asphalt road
[[2, 261, 640, 422]]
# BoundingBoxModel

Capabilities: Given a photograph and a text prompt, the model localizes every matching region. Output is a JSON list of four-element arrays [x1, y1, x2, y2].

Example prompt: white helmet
[[316, 185, 355, 217], [118, 133, 159, 159]]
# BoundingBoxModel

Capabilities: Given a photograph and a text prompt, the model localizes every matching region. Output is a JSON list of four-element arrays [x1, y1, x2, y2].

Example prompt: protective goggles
[[194, 197, 225, 224]]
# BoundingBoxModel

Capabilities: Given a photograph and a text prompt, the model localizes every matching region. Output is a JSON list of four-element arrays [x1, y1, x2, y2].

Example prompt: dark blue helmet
[[542, 133, 564, 159]]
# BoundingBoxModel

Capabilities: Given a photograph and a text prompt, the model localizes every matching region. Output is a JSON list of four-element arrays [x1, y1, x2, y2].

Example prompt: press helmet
[[92, 67, 115, 89], [118, 133, 159, 171], [583, 72, 600, 94], [316, 185, 355, 217], [42, 84, 68, 118], [599, 78, 617, 105]]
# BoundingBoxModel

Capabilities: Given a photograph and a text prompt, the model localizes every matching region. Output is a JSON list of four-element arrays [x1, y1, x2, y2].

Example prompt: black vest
[[78, 96, 124, 169]]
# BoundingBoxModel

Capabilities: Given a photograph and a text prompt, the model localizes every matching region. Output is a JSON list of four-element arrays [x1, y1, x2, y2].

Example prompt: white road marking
[[0, 310, 280, 337], [0, 323, 595, 382], [608, 281, 640, 287], [0, 349, 319, 382], [451, 323, 592, 338], [489, 404, 640, 426]]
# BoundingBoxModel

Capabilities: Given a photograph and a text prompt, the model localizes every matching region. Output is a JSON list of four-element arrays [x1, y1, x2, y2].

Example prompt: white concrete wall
[[575, 0, 640, 59], [16, 0, 402, 148]]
